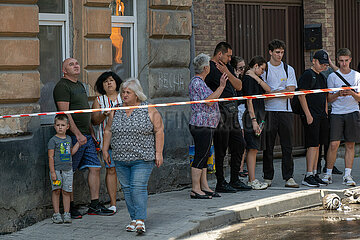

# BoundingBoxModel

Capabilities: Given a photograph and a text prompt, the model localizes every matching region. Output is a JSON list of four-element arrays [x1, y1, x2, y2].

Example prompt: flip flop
[[202, 190, 221, 197], [190, 190, 212, 199]]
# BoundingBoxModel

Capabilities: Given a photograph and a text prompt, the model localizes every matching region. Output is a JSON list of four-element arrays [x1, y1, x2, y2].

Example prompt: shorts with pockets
[[50, 169, 73, 192], [71, 135, 101, 171], [329, 112, 360, 142]]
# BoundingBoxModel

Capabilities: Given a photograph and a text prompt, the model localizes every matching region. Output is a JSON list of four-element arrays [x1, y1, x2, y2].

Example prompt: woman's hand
[[155, 152, 163, 168], [103, 111, 110, 117], [219, 73, 228, 88], [252, 120, 261, 135], [246, 69, 257, 79], [306, 113, 314, 125], [102, 150, 111, 167]]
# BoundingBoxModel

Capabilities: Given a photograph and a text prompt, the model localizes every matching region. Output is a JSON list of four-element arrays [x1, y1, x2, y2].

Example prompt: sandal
[[190, 190, 212, 199], [136, 220, 146, 234], [202, 190, 221, 197], [126, 220, 136, 232]]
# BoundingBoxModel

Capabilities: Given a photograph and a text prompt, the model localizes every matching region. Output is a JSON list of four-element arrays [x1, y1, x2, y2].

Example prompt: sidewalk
[[3, 156, 359, 240]]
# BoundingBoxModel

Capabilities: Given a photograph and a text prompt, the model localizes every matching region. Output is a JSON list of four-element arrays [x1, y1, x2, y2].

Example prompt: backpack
[[291, 69, 318, 115]]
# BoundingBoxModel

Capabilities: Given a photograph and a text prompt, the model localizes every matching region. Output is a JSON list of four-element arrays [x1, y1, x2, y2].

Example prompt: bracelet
[[251, 117, 256, 121]]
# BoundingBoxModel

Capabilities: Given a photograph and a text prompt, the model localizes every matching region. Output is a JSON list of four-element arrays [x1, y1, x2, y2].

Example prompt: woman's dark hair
[[94, 71, 122, 95], [243, 55, 267, 79], [230, 56, 245, 69]]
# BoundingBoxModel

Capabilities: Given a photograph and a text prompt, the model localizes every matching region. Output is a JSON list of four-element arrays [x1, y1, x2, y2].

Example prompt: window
[[110, 0, 137, 79], [37, 0, 70, 124]]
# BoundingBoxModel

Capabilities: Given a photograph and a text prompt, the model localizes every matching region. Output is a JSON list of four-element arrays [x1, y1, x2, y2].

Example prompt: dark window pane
[[111, 26, 131, 79], [39, 26, 62, 117], [110, 0, 133, 16], [37, 0, 65, 14]]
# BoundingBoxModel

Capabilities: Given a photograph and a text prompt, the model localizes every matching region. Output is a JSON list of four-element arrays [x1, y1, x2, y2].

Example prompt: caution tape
[[0, 86, 358, 119]]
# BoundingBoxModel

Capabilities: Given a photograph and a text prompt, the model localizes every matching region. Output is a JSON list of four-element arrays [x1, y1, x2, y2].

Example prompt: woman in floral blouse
[[188, 53, 228, 199]]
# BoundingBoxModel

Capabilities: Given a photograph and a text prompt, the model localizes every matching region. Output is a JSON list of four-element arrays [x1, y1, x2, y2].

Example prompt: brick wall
[[303, 0, 335, 69], [193, 0, 226, 56]]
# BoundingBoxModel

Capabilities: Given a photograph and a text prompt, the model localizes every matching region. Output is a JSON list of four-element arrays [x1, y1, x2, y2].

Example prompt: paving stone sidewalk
[[2, 156, 359, 240]]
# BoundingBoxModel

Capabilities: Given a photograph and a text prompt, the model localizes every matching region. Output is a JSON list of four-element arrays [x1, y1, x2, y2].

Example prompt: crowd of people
[[47, 39, 360, 234]]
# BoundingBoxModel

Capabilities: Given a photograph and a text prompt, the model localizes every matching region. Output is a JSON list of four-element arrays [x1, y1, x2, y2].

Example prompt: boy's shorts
[[50, 170, 73, 192], [71, 135, 101, 171], [98, 149, 115, 168], [329, 112, 360, 142], [301, 116, 329, 148]]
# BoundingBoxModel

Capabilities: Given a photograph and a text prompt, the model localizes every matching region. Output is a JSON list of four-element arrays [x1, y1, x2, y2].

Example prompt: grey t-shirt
[[48, 135, 73, 171]]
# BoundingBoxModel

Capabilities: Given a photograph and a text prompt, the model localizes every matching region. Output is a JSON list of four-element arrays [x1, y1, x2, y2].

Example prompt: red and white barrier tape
[[0, 86, 358, 119]]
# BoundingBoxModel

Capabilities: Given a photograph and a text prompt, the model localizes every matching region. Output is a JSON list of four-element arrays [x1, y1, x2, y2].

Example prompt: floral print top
[[189, 76, 220, 128]]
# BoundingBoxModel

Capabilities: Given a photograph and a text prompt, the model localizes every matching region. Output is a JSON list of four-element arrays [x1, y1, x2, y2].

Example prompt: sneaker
[[285, 178, 299, 188], [248, 179, 268, 190], [51, 213, 63, 224], [322, 174, 333, 184], [264, 179, 272, 187], [70, 206, 82, 219], [314, 174, 327, 186], [343, 175, 356, 186], [108, 206, 117, 213], [88, 202, 115, 216], [333, 166, 343, 175], [302, 175, 320, 187], [215, 181, 237, 193], [229, 179, 252, 191], [63, 212, 72, 223]]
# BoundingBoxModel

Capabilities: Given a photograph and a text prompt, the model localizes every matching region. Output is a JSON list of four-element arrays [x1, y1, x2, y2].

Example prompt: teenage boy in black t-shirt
[[298, 50, 329, 187]]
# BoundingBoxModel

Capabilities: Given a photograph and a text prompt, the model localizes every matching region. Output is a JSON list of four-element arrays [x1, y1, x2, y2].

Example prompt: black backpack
[[291, 69, 318, 115]]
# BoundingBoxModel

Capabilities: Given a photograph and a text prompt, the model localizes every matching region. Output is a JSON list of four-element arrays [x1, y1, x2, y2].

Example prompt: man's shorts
[[50, 170, 73, 192], [71, 135, 101, 171], [301, 116, 329, 148], [98, 149, 115, 168], [329, 112, 360, 143]]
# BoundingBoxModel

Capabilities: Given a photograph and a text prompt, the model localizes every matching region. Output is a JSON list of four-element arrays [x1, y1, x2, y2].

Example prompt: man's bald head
[[62, 58, 80, 81]]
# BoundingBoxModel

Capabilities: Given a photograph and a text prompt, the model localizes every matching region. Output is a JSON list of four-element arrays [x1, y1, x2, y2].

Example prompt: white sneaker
[[248, 179, 268, 190], [264, 179, 272, 187], [322, 174, 333, 184], [285, 178, 299, 188], [108, 205, 117, 213], [343, 175, 356, 186]]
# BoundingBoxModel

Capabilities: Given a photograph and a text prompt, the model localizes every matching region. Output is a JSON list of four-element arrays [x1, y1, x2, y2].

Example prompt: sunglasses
[[237, 66, 245, 71]]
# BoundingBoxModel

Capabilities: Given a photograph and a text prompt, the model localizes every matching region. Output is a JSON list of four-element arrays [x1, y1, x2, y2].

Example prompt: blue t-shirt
[[48, 135, 73, 171]]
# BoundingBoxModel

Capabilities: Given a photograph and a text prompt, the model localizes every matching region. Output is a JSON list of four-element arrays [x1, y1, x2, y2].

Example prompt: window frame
[[111, 0, 138, 78]]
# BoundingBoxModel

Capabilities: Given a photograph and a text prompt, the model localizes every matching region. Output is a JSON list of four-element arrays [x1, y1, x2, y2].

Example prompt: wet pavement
[[2, 155, 360, 239], [219, 205, 360, 240]]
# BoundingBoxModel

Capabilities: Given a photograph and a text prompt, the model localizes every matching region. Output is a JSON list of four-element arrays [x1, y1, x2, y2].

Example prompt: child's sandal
[[126, 220, 136, 232], [135, 220, 146, 234]]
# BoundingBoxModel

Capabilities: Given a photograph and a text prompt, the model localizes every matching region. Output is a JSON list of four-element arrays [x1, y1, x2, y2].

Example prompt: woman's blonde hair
[[120, 78, 147, 102]]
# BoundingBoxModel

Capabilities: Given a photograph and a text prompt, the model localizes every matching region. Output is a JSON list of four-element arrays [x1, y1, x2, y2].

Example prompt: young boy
[[48, 114, 80, 224]]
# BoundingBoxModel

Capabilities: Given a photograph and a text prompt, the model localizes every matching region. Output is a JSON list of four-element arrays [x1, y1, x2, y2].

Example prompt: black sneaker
[[215, 181, 237, 193], [70, 206, 82, 219], [314, 174, 327, 186], [88, 202, 115, 216], [333, 166, 343, 175], [301, 175, 320, 187], [229, 179, 252, 191]]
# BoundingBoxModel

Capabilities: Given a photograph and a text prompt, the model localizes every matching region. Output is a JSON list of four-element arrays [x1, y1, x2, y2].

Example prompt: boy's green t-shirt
[[53, 78, 91, 135]]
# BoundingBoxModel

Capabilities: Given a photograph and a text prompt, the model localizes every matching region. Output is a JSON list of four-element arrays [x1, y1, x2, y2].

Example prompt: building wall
[[193, 0, 226, 56], [303, 0, 335, 68]]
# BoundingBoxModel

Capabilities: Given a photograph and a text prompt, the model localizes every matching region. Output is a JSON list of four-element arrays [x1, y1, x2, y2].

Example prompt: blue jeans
[[114, 160, 154, 220]]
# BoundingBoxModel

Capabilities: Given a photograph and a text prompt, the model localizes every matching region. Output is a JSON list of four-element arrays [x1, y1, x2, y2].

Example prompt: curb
[[176, 188, 353, 239]]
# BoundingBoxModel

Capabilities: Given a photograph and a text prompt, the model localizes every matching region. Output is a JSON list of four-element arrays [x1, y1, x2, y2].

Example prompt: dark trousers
[[263, 111, 294, 181], [189, 125, 214, 169], [214, 110, 245, 183]]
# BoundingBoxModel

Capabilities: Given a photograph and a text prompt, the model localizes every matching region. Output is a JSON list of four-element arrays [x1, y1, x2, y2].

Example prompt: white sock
[[344, 168, 352, 177], [306, 172, 313, 177], [326, 168, 333, 175], [313, 170, 317, 175]]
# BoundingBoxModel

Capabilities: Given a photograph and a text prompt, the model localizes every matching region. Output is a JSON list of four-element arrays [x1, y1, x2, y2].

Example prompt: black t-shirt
[[205, 60, 237, 98], [242, 75, 266, 119], [298, 69, 327, 118]]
